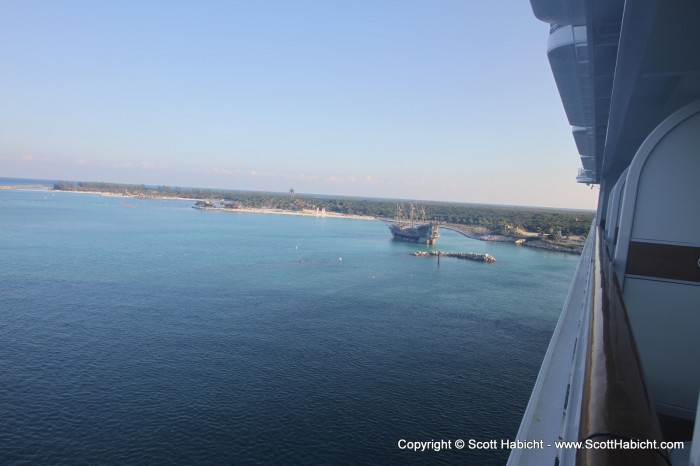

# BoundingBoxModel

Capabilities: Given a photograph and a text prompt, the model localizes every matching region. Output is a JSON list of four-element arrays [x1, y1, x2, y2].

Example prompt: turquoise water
[[0, 189, 579, 464]]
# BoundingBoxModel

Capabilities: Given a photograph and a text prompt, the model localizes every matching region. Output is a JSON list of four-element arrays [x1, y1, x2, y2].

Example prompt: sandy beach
[[48, 188, 199, 202], [0, 184, 51, 190], [12, 186, 582, 253], [195, 205, 381, 222]]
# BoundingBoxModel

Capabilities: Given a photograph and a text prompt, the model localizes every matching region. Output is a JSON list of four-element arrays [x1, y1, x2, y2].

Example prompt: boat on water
[[510, 2, 700, 465], [388, 204, 440, 245]]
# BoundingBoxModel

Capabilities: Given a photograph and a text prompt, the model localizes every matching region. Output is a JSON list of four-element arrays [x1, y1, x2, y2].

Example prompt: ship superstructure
[[510, 2, 700, 465], [388, 204, 440, 245]]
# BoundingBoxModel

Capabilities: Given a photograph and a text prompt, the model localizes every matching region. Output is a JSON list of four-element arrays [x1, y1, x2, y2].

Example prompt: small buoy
[[338, 257, 343, 261]]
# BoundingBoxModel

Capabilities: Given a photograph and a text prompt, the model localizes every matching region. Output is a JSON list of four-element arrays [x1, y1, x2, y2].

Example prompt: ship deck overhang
[[532, 0, 700, 224]]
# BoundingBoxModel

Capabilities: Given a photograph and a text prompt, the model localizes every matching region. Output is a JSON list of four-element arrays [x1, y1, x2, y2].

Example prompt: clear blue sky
[[0, 0, 597, 209]]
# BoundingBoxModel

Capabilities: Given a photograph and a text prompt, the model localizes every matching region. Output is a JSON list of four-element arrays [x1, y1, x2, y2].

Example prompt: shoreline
[[443, 225, 583, 255], [14, 186, 583, 254], [0, 184, 51, 190], [194, 205, 380, 222], [48, 188, 199, 202], [43, 188, 382, 221]]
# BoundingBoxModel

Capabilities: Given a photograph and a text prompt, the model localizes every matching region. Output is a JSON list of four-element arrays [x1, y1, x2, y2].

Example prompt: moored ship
[[388, 204, 440, 245]]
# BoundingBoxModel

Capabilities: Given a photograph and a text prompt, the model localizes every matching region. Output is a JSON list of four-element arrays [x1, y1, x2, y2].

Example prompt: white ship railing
[[508, 224, 667, 466]]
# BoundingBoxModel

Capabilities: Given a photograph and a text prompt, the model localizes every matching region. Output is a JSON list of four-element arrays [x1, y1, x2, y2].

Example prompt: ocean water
[[0, 188, 579, 465], [0, 177, 58, 186]]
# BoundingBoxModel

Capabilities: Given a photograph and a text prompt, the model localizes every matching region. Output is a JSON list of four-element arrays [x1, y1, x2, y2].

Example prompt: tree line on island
[[53, 181, 594, 237]]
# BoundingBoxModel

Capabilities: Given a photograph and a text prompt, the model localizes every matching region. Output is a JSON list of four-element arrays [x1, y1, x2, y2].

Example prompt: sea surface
[[0, 177, 58, 186], [0, 186, 579, 465]]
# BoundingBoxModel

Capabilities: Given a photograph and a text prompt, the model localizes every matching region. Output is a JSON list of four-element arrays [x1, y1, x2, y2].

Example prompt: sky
[[0, 1, 598, 209]]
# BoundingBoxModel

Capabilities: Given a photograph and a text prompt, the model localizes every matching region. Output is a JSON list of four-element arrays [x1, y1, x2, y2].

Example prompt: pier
[[411, 251, 496, 263]]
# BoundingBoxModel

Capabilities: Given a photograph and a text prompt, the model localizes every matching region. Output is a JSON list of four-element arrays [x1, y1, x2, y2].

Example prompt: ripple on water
[[0, 190, 579, 465]]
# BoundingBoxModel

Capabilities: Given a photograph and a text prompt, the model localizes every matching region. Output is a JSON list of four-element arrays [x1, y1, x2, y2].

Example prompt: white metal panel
[[614, 100, 700, 419], [623, 278, 700, 419], [614, 100, 700, 277], [633, 119, 700, 245]]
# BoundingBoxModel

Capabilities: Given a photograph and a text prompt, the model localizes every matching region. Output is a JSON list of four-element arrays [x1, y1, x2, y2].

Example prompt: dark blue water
[[0, 189, 578, 464]]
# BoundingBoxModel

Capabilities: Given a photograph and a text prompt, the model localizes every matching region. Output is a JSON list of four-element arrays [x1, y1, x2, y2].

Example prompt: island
[[52, 181, 593, 254]]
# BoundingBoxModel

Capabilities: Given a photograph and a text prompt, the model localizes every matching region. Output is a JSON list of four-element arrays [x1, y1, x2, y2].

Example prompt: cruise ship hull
[[511, 2, 700, 465]]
